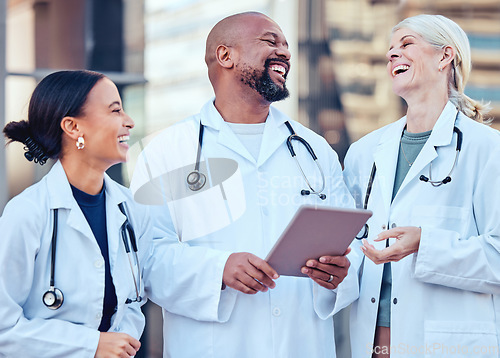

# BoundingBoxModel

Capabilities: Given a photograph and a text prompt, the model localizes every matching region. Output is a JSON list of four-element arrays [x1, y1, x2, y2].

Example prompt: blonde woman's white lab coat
[[0, 161, 152, 357], [341, 102, 500, 358], [131, 100, 355, 358]]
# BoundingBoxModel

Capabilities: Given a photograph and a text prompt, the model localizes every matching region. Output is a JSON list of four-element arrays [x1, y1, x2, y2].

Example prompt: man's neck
[[213, 94, 271, 124]]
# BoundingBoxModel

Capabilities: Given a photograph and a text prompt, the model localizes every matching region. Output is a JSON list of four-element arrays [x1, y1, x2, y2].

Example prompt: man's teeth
[[270, 65, 286, 77], [393, 65, 409, 76], [118, 135, 129, 143]]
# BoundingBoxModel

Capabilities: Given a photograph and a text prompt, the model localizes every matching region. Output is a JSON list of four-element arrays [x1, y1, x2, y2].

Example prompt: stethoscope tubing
[[188, 120, 328, 200], [44, 203, 142, 309], [355, 116, 462, 240]]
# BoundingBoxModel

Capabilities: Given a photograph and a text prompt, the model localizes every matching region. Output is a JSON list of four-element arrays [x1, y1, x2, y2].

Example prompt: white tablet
[[265, 205, 372, 277]]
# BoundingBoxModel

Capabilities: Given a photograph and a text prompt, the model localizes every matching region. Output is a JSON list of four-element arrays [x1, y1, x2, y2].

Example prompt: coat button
[[381, 225, 386, 230], [94, 259, 104, 268], [371, 297, 376, 303], [391, 223, 397, 229], [393, 298, 398, 304], [272, 307, 281, 316]]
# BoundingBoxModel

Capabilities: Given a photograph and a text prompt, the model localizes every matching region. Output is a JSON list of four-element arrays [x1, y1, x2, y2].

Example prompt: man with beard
[[132, 12, 354, 358]]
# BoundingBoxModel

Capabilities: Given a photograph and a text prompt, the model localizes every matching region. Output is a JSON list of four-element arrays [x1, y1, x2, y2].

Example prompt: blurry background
[[1, 0, 499, 357]]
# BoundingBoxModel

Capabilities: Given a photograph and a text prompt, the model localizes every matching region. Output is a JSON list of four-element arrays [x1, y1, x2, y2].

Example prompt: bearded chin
[[256, 71, 290, 103]]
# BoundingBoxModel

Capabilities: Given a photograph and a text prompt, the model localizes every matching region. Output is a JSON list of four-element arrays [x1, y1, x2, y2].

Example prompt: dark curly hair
[[3, 70, 105, 165]]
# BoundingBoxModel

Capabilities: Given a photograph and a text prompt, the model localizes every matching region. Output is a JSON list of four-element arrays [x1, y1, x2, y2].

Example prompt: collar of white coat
[[373, 101, 458, 210], [377, 101, 458, 151], [46, 160, 129, 212], [199, 98, 292, 167]]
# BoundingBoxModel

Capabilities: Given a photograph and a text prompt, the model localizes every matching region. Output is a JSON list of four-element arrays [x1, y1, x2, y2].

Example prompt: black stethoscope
[[42, 203, 142, 310], [356, 118, 462, 240], [186, 121, 327, 200]]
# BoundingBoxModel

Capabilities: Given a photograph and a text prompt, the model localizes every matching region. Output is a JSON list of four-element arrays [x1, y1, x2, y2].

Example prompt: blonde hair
[[393, 14, 490, 122]]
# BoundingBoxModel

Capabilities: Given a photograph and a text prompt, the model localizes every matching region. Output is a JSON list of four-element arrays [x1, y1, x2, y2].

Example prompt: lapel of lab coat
[[46, 161, 128, 267], [373, 118, 406, 216], [46, 161, 95, 241], [257, 107, 290, 168], [392, 102, 457, 201], [200, 100, 256, 164], [200, 100, 289, 167], [103, 175, 128, 294]]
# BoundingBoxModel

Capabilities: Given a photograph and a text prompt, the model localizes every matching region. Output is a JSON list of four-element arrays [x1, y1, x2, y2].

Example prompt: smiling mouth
[[118, 135, 129, 143], [392, 65, 410, 77], [270, 64, 287, 79]]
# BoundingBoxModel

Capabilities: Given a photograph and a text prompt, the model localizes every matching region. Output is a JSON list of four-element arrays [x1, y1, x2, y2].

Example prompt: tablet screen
[[265, 205, 372, 277]]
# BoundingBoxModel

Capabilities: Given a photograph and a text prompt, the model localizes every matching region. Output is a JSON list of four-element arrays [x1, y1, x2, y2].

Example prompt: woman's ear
[[216, 44, 234, 69], [440, 45, 456, 70], [60, 116, 81, 140]]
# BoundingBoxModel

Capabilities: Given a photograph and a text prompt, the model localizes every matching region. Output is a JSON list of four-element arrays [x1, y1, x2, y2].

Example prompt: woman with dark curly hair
[[0, 70, 151, 358]]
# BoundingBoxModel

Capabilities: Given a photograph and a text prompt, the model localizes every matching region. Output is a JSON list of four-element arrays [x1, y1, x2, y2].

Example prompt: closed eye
[[113, 108, 122, 113], [262, 39, 276, 45]]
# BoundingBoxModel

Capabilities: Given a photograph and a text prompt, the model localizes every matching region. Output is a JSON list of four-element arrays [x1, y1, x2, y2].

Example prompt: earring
[[439, 66, 443, 72], [76, 136, 85, 150]]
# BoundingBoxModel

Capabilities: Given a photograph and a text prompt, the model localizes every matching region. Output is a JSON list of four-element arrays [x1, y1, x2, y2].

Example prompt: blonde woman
[[342, 15, 500, 358]]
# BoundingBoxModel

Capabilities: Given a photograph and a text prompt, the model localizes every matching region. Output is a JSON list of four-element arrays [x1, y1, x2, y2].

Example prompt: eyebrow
[[108, 101, 121, 108], [388, 35, 417, 51]]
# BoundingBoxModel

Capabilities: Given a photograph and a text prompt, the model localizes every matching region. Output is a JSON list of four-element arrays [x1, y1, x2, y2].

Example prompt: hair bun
[[23, 137, 49, 165]]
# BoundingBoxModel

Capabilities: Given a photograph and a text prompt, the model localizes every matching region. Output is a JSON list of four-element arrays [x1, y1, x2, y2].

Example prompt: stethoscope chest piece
[[187, 170, 206, 191], [43, 287, 64, 310]]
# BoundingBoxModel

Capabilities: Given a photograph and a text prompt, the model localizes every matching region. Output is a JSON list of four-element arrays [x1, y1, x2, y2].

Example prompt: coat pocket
[[411, 205, 469, 233], [424, 320, 499, 357]]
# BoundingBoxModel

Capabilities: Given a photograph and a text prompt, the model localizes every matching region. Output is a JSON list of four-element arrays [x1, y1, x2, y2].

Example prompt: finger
[[246, 264, 277, 289], [303, 269, 338, 289], [129, 337, 141, 351], [232, 278, 260, 294], [303, 267, 347, 288], [376, 227, 406, 241], [361, 239, 376, 249], [318, 255, 350, 268], [305, 260, 349, 282], [223, 273, 261, 294], [363, 242, 403, 264], [250, 255, 279, 280], [239, 268, 271, 292], [361, 245, 387, 264], [125, 343, 138, 357], [301, 265, 334, 282]]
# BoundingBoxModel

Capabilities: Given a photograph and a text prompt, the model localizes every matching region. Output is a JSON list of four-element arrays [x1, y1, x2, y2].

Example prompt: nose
[[123, 112, 135, 129], [276, 44, 291, 61], [386, 48, 400, 61]]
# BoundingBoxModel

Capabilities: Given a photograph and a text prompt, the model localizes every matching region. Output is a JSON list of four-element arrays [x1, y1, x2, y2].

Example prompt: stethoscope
[[186, 121, 327, 200], [42, 203, 142, 310], [356, 117, 462, 240]]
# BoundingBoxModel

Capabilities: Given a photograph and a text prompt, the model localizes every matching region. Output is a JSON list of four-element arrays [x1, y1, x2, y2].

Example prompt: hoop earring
[[76, 136, 85, 150]]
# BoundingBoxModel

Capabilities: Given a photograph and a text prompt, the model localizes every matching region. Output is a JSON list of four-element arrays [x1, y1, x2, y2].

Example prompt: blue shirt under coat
[[71, 183, 117, 332]]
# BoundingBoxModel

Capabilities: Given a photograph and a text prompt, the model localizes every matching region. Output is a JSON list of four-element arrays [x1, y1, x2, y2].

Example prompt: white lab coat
[[0, 161, 153, 358], [341, 102, 500, 358], [131, 100, 355, 358]]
